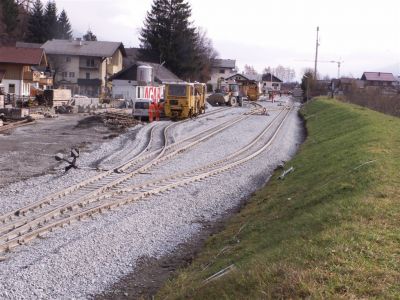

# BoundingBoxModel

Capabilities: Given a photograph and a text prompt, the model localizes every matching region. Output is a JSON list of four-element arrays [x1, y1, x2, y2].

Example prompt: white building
[[261, 73, 283, 91], [208, 59, 236, 91], [109, 61, 182, 102], [42, 39, 126, 97]]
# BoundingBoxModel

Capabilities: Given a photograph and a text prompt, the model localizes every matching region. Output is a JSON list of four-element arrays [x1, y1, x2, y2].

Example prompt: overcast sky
[[55, 0, 400, 80]]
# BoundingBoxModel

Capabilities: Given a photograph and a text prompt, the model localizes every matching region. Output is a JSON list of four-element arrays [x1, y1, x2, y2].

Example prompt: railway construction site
[[0, 96, 303, 299]]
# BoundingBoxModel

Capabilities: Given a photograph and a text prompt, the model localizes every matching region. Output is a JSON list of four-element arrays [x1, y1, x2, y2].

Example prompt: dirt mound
[[207, 93, 226, 106], [75, 116, 105, 129]]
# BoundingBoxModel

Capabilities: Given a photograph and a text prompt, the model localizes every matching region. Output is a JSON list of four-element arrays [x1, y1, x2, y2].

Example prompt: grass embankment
[[157, 98, 400, 299]]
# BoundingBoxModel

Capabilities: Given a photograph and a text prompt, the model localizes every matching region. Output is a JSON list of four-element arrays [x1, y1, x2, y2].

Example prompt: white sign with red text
[[137, 86, 164, 103]]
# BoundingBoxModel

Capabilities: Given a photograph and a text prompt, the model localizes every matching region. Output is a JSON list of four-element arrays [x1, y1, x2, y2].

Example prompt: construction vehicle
[[164, 82, 206, 120], [207, 78, 243, 106], [244, 82, 260, 101]]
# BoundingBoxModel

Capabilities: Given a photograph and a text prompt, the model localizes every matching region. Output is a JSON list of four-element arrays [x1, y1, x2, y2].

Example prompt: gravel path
[[0, 97, 303, 299]]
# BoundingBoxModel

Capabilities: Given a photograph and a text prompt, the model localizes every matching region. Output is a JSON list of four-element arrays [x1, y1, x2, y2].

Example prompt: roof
[[211, 59, 236, 69], [0, 69, 5, 81], [361, 72, 396, 82], [245, 73, 262, 81], [42, 39, 126, 58], [0, 47, 46, 65], [109, 61, 182, 83], [261, 73, 283, 82], [123, 47, 140, 67], [225, 73, 259, 83], [15, 42, 42, 48]]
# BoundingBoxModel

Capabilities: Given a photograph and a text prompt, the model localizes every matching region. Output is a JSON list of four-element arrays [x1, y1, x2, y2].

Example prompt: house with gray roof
[[109, 61, 182, 101], [41, 39, 126, 97], [261, 73, 283, 91], [208, 58, 236, 91], [225, 73, 262, 95]]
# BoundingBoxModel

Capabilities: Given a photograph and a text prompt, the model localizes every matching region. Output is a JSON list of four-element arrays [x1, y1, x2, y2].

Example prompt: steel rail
[[0, 106, 292, 253], [0, 107, 249, 226]]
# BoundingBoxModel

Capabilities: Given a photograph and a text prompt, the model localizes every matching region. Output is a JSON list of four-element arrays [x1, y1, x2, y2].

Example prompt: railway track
[[0, 105, 292, 254], [0, 105, 269, 252], [96, 106, 231, 168], [0, 119, 33, 133], [0, 107, 234, 224]]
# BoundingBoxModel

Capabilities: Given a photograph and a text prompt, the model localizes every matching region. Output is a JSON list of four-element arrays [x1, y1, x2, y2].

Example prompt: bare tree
[[195, 27, 218, 82], [244, 64, 258, 75], [47, 55, 67, 87]]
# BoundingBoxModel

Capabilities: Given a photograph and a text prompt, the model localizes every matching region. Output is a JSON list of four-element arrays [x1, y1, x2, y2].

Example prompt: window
[[86, 73, 90, 79], [69, 72, 75, 78], [135, 102, 150, 109], [219, 69, 225, 74], [86, 58, 95, 67], [66, 56, 71, 62], [168, 85, 186, 96], [9, 84, 15, 94], [61, 72, 67, 78]]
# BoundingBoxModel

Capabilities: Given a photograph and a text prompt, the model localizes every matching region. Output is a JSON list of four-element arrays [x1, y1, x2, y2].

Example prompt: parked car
[[132, 98, 152, 120]]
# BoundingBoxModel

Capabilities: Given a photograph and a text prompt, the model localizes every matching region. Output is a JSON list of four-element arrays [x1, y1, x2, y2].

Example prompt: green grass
[[157, 98, 400, 299]]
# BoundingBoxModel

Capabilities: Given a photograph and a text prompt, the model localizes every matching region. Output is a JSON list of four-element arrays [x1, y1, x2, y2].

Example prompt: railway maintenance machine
[[164, 82, 206, 120]]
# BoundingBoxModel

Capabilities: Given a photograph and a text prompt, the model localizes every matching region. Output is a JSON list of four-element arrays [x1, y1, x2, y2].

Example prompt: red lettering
[[156, 88, 160, 102], [150, 87, 154, 100]]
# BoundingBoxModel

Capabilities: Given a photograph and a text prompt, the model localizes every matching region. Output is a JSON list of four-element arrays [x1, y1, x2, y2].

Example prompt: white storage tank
[[137, 65, 153, 83]]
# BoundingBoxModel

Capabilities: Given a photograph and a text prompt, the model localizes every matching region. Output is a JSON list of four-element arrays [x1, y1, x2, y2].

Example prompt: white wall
[[112, 80, 137, 100], [52, 55, 80, 84], [208, 68, 235, 90], [262, 81, 281, 91], [112, 80, 164, 102], [2, 79, 22, 96]]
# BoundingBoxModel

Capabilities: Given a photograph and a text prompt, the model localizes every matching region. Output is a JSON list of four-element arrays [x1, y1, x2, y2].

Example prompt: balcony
[[39, 77, 53, 86], [79, 63, 100, 69], [23, 71, 41, 82]]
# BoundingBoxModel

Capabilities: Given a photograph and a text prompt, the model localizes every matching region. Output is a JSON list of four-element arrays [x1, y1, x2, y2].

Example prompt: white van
[[132, 98, 152, 120]]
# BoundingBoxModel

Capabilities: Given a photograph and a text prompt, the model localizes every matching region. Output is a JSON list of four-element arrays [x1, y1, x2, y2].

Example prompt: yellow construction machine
[[164, 82, 206, 120]]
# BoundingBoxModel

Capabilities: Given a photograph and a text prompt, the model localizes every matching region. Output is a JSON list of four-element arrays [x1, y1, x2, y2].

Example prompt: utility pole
[[314, 26, 320, 79], [336, 61, 341, 78]]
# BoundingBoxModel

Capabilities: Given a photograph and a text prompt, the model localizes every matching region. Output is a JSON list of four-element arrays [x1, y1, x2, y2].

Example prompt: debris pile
[[99, 112, 139, 129]]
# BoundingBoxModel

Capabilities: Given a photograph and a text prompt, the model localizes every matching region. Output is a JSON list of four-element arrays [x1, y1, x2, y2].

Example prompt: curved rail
[[0, 106, 253, 226], [0, 106, 292, 253]]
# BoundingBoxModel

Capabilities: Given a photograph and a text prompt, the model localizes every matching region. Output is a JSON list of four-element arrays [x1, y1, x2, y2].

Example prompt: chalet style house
[[0, 46, 52, 98], [41, 39, 126, 97]]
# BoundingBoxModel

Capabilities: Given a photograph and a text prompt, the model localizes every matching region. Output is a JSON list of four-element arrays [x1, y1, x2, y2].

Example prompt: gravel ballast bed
[[0, 98, 302, 299]]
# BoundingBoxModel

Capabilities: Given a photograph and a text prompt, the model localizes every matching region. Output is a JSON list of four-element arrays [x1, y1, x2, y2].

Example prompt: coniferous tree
[[139, 0, 205, 80], [25, 0, 46, 43], [1, 0, 19, 34], [43, 0, 57, 40], [83, 29, 97, 41], [56, 9, 72, 39]]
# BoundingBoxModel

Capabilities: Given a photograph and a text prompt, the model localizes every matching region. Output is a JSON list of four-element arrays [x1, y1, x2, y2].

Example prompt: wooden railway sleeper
[[0, 108, 267, 250]]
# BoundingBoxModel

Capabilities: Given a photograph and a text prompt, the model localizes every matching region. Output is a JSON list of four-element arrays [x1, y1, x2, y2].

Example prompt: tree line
[[0, 0, 98, 45], [1, 0, 218, 82], [25, 0, 72, 43]]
